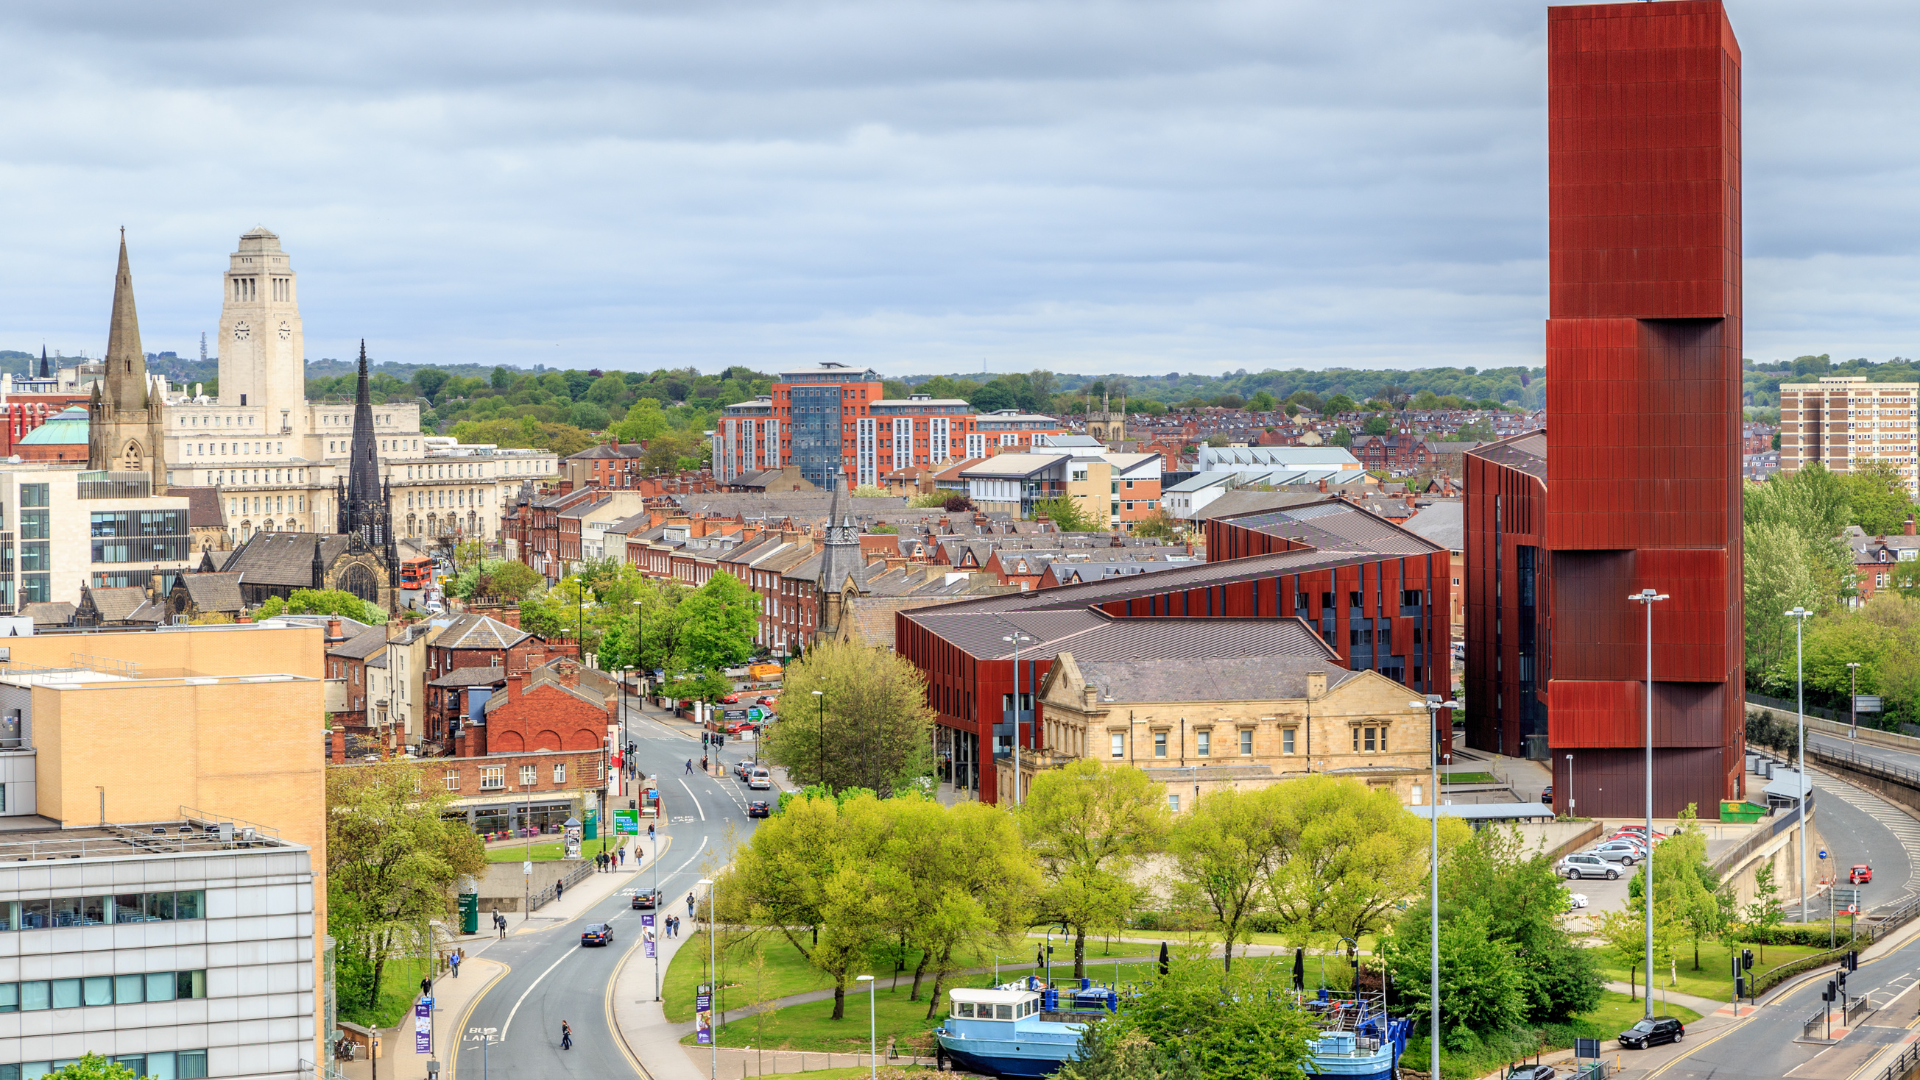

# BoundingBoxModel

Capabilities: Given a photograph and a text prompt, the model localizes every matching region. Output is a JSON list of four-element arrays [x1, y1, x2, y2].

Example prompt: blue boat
[[934, 978, 1411, 1080]]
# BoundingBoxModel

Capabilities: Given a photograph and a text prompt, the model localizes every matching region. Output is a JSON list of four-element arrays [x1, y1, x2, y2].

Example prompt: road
[[453, 695, 763, 1080]]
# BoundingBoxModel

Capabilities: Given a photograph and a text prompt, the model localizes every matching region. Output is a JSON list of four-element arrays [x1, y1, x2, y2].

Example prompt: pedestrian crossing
[[1810, 775, 1920, 902]]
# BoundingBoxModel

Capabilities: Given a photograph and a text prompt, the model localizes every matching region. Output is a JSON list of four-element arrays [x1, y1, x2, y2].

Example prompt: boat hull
[[936, 1036, 1399, 1080]]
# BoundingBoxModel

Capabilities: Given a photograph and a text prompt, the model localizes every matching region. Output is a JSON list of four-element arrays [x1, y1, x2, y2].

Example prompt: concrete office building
[[1778, 376, 1920, 498]]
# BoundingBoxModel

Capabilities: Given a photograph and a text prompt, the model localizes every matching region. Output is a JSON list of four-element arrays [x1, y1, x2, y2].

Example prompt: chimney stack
[[1906, 515, 1915, 537]]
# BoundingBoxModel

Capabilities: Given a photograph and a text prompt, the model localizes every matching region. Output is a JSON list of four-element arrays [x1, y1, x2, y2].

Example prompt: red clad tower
[[1468, 1, 1744, 818]]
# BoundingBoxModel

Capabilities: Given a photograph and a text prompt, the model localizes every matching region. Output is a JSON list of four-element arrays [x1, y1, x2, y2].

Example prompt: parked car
[[581, 922, 615, 947], [1506, 1066, 1555, 1080], [1556, 854, 1619, 881], [1589, 842, 1643, 865], [749, 767, 772, 790], [1566, 893, 1589, 910], [631, 889, 656, 910], [724, 720, 757, 735], [1851, 864, 1874, 884], [1618, 1017, 1683, 1049], [747, 800, 771, 818], [757, 695, 780, 707], [1613, 826, 1667, 843], [720, 693, 742, 705], [1541, 785, 1554, 805]]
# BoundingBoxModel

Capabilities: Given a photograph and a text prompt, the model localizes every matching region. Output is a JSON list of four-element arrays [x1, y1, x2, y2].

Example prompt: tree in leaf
[[1167, 786, 1288, 971], [1104, 951, 1318, 1080], [49, 1056, 139, 1080], [1744, 861, 1785, 963], [760, 638, 935, 796], [1020, 761, 1171, 979], [1056, 1024, 1200, 1080], [1264, 776, 1429, 943], [1033, 495, 1099, 533], [327, 762, 485, 1015], [667, 571, 761, 673]]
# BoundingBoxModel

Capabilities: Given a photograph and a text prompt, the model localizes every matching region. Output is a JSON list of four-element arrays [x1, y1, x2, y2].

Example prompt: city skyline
[[0, 1, 1913, 375]]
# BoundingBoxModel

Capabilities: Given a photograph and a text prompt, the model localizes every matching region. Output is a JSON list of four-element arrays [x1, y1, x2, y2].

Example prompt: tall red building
[[1466, 1, 1744, 818]]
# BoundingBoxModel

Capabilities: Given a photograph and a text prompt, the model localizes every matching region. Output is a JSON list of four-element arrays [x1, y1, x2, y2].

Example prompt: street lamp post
[[812, 689, 826, 790], [1848, 661, 1862, 738], [699, 876, 716, 1080], [857, 973, 876, 1080], [1788, 606, 1813, 922], [1003, 633, 1034, 806], [1629, 588, 1668, 1017], [1565, 753, 1574, 815], [1412, 694, 1460, 1080]]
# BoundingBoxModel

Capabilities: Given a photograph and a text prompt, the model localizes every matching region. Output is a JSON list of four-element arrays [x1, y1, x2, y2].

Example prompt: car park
[[631, 889, 657, 910], [1589, 842, 1643, 865], [1851, 865, 1874, 884], [581, 922, 615, 947], [1555, 854, 1619, 881], [747, 800, 771, 818], [1613, 826, 1667, 843], [1618, 1017, 1683, 1049]]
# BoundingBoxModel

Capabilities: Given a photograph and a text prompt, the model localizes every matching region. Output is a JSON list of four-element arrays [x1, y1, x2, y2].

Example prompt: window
[[445, 771, 460, 791], [1379, 727, 1389, 752], [19, 509, 48, 540], [1153, 731, 1168, 758], [1168, 793, 1180, 812], [1240, 729, 1253, 755], [1196, 730, 1210, 756], [1283, 729, 1296, 754], [520, 765, 537, 787], [481, 767, 505, 790], [554, 763, 567, 785], [18, 484, 47, 508], [1365, 727, 1377, 752], [1111, 732, 1125, 758]]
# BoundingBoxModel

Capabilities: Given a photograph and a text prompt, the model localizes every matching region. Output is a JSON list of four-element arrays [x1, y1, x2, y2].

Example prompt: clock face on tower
[[278, 321, 291, 340], [233, 322, 250, 341]]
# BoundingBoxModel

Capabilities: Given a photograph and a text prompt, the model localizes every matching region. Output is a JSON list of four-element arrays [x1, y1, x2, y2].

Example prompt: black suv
[[1619, 1017, 1684, 1049], [631, 888, 657, 910]]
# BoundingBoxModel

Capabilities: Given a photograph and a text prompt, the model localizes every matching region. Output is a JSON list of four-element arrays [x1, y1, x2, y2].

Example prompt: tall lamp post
[[1565, 753, 1574, 815], [1412, 694, 1460, 1080], [1788, 606, 1813, 921], [812, 689, 826, 790], [857, 973, 876, 1080], [1848, 661, 1862, 738], [1629, 587, 1668, 1017], [699, 877, 717, 1080], [1003, 633, 1034, 806]]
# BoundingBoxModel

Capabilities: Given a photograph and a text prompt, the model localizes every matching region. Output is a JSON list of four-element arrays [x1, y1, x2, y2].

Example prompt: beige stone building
[[1012, 651, 1433, 810]]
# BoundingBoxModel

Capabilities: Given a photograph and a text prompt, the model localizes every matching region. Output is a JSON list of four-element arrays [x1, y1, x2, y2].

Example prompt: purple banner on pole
[[696, 989, 713, 1045], [415, 999, 432, 1054], [641, 914, 655, 927]]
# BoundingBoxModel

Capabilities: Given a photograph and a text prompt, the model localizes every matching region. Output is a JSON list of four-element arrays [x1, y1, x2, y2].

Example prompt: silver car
[[1556, 853, 1620, 880], [1589, 841, 1644, 865]]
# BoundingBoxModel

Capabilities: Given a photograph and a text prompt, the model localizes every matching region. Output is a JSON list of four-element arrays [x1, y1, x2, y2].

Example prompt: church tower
[[88, 232, 167, 493], [337, 342, 398, 602], [216, 226, 305, 437]]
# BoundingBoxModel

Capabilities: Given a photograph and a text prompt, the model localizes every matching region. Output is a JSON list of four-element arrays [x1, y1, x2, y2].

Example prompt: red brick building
[[426, 612, 576, 684]]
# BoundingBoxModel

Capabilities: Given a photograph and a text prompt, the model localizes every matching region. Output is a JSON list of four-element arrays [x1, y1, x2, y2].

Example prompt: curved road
[[454, 698, 763, 1079]]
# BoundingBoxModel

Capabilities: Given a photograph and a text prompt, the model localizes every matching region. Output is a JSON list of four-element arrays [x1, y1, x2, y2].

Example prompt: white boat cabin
[[949, 986, 1044, 1022]]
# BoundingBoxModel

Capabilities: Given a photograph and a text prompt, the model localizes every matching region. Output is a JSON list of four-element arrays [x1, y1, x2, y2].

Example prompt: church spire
[[103, 229, 147, 415], [347, 341, 380, 511]]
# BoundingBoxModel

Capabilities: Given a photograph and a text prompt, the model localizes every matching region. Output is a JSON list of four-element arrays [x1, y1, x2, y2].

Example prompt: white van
[[748, 767, 772, 790]]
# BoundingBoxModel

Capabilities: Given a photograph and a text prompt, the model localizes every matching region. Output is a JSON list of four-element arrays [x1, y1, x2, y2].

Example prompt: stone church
[[87, 231, 168, 492]]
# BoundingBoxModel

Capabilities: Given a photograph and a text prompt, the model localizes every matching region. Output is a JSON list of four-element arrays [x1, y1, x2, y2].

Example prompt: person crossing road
[[561, 1020, 572, 1051]]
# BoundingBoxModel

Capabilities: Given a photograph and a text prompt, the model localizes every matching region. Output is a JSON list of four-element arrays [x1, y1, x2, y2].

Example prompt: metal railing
[[1875, 1038, 1920, 1080], [528, 858, 599, 912], [1808, 742, 1920, 791], [1568, 1062, 1610, 1080], [1803, 1006, 1828, 1042], [1846, 994, 1874, 1025]]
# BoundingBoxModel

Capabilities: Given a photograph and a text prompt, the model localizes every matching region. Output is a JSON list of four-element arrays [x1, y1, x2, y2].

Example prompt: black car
[[631, 888, 657, 910], [747, 800, 771, 818], [1507, 1066, 1555, 1080], [1619, 1017, 1683, 1049], [581, 922, 614, 947]]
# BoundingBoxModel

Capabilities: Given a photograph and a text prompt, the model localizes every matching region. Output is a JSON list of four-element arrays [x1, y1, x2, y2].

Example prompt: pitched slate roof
[[1468, 429, 1547, 482], [428, 665, 507, 688], [328, 625, 390, 661], [179, 572, 245, 613], [19, 602, 75, 627], [1399, 501, 1463, 551], [88, 587, 164, 624], [223, 532, 350, 588], [1072, 655, 1359, 703], [433, 612, 530, 651]]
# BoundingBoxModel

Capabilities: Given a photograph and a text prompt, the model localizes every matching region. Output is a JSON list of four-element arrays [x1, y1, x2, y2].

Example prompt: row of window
[[93, 538, 190, 564], [230, 494, 303, 518], [183, 441, 284, 457], [0, 969, 206, 1011], [1106, 725, 1392, 758], [450, 762, 599, 791], [0, 891, 206, 931], [0, 1050, 207, 1079], [89, 511, 189, 539], [408, 490, 486, 509]]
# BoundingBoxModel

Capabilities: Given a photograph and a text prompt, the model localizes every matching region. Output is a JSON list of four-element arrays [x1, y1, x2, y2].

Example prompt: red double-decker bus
[[399, 556, 433, 590]]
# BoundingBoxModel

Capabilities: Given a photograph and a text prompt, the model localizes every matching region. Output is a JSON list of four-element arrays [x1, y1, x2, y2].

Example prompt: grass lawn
[[1439, 772, 1501, 785], [689, 982, 950, 1054], [742, 1069, 933, 1080], [1581, 990, 1700, 1029], [484, 840, 616, 863], [1589, 942, 1834, 1000], [339, 955, 432, 1031], [664, 931, 1160, 1023]]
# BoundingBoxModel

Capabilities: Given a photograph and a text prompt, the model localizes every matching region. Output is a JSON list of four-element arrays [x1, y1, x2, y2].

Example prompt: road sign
[[1575, 1038, 1600, 1059], [522, 860, 533, 876], [1820, 850, 1828, 860], [612, 809, 639, 835], [1857, 695, 1884, 713]]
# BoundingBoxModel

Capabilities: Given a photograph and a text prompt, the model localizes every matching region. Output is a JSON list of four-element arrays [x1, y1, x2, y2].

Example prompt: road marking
[[500, 941, 581, 1042], [679, 778, 706, 821], [446, 961, 510, 1080]]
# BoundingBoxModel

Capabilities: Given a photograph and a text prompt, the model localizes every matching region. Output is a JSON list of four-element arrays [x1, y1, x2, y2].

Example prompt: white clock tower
[[216, 226, 306, 439]]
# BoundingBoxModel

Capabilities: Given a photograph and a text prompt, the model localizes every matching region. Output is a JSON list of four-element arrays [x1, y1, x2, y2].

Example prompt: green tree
[[1248, 390, 1277, 412], [1057, 1025, 1201, 1080], [761, 639, 936, 796], [1323, 393, 1358, 415], [328, 762, 486, 1014], [1020, 761, 1172, 979], [1131, 509, 1182, 540], [259, 587, 385, 625], [1330, 426, 1353, 447], [612, 398, 671, 443], [1362, 415, 1391, 436], [1264, 776, 1429, 942], [1389, 909, 1529, 1045], [1034, 495, 1098, 533], [49, 1056, 139, 1080], [1743, 861, 1785, 963], [1841, 459, 1914, 535], [1105, 952, 1319, 1080], [1167, 786, 1287, 971], [668, 571, 761, 672]]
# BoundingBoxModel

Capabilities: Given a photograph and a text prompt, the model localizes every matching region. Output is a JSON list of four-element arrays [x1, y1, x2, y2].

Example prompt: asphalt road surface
[[454, 697, 762, 1080]]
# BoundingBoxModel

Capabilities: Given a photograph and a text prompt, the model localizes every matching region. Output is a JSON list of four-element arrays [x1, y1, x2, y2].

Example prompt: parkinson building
[[157, 227, 559, 544]]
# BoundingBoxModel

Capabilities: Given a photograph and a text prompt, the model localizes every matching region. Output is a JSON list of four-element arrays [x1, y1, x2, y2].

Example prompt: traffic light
[[1824, 980, 1837, 1002], [1734, 975, 1745, 1000], [1838, 969, 1848, 992], [1742, 949, 1754, 971], [1848, 950, 1860, 971]]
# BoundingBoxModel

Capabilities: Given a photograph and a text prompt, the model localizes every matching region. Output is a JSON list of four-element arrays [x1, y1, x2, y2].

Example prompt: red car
[[720, 693, 742, 705], [1851, 865, 1874, 884]]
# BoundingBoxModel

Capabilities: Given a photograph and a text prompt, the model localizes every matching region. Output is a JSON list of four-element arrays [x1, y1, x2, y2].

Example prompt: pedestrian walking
[[685, 759, 693, 774], [555, 879, 565, 902], [450, 952, 462, 979], [687, 891, 695, 918], [648, 823, 655, 842], [420, 975, 432, 999]]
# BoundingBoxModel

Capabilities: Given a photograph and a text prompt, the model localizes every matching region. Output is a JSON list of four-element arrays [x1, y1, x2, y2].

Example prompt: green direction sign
[[612, 809, 640, 835]]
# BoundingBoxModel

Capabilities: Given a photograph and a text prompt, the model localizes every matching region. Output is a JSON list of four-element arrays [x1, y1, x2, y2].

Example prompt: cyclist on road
[[561, 1020, 572, 1051]]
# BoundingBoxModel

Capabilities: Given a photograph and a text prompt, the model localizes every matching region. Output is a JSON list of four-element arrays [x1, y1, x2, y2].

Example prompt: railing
[[1808, 742, 1920, 791], [527, 859, 598, 912], [1568, 1062, 1611, 1080], [1846, 993, 1874, 1025], [1803, 1006, 1828, 1041], [1750, 934, 1869, 997], [1873, 1037, 1920, 1080]]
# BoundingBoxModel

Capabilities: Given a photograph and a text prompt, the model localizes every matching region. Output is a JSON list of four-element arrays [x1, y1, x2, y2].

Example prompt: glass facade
[[788, 385, 843, 487]]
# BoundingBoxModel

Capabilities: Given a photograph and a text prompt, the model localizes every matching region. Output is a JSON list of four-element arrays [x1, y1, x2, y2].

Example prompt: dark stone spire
[[38, 345, 47, 379], [347, 341, 381, 509]]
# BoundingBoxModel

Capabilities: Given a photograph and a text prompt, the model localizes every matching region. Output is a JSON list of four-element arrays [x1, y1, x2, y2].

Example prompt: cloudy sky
[[0, 0, 1915, 377]]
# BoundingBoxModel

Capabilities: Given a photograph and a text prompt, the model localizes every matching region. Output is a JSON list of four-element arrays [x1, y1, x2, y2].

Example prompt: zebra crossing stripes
[[1811, 775, 1920, 900]]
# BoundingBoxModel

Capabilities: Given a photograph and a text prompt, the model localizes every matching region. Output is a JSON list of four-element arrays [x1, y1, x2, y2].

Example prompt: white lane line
[[679, 778, 706, 821], [500, 943, 579, 1042]]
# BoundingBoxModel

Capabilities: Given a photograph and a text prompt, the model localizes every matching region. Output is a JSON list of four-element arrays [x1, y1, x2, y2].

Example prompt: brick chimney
[[1906, 515, 1916, 537], [326, 617, 343, 643]]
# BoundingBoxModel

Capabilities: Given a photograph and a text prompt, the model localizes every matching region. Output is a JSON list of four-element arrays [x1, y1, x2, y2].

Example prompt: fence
[[1568, 1062, 1610, 1080], [1751, 934, 1870, 997], [1874, 1037, 1920, 1080], [528, 859, 599, 913], [1846, 993, 1874, 1025], [1803, 1006, 1827, 1042], [1807, 742, 1920, 791], [1749, 691, 1848, 724]]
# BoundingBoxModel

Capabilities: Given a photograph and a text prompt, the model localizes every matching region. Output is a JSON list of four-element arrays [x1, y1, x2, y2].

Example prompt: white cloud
[[0, 0, 1912, 374]]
